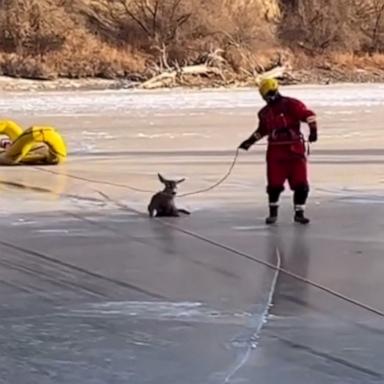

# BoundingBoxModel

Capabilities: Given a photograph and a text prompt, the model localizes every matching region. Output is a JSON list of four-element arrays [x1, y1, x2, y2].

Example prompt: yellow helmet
[[259, 78, 279, 98]]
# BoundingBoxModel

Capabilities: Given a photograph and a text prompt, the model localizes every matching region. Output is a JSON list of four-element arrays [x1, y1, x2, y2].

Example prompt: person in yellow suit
[[0, 121, 67, 165]]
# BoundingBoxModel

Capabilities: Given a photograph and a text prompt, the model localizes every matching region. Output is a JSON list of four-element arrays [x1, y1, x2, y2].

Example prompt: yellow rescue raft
[[0, 120, 67, 165]]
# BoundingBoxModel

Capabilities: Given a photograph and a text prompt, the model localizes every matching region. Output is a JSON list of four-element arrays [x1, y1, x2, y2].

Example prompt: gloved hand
[[308, 130, 317, 143], [239, 138, 254, 151]]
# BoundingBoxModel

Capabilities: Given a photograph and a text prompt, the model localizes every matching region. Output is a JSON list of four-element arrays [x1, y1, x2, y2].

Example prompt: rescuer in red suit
[[239, 78, 318, 225]]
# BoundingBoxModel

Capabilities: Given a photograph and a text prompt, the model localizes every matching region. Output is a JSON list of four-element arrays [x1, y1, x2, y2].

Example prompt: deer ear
[[176, 178, 185, 184], [158, 173, 166, 184]]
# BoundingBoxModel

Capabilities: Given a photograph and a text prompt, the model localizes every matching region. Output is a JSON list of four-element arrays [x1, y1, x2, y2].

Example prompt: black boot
[[294, 209, 310, 225], [266, 205, 278, 225]]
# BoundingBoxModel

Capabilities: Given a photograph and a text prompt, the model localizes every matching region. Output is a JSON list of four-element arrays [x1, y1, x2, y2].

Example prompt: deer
[[148, 174, 190, 217]]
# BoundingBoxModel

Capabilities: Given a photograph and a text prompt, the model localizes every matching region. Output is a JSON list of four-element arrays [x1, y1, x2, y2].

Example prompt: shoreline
[[1, 68, 384, 92]]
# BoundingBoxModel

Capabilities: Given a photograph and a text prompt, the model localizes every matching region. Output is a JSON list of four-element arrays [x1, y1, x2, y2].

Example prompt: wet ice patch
[[233, 225, 268, 231], [32, 228, 106, 237], [68, 301, 255, 325], [324, 110, 354, 115], [136, 132, 210, 139], [137, 133, 176, 139], [315, 187, 384, 197], [36, 229, 70, 233], [11, 219, 38, 226], [340, 196, 384, 204], [181, 132, 210, 138], [72, 143, 96, 153], [81, 131, 116, 139]]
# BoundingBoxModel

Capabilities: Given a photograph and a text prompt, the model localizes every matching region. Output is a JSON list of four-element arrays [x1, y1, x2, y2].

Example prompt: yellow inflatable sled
[[0, 120, 67, 165]]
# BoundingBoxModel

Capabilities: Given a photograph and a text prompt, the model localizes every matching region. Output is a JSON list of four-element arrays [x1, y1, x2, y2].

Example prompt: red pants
[[266, 144, 308, 190]]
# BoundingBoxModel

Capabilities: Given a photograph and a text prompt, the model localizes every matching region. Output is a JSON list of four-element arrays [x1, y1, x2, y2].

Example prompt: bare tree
[[279, 0, 360, 52], [96, 0, 192, 45], [354, 0, 384, 52], [0, 0, 67, 57]]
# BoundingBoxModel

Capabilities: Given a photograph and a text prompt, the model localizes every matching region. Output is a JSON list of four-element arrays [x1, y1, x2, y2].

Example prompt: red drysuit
[[253, 96, 316, 190]]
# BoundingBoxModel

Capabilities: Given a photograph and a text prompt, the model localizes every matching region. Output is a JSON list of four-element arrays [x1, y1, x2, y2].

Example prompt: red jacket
[[255, 96, 315, 143], [253, 96, 316, 160]]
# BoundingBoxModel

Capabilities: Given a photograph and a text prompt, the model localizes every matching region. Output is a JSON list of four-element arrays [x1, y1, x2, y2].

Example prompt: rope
[[33, 166, 154, 193], [179, 148, 240, 197], [32, 140, 310, 197], [178, 139, 309, 198], [33, 147, 242, 196]]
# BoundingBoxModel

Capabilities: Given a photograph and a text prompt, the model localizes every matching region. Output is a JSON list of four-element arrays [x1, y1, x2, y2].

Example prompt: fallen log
[[253, 65, 292, 83], [138, 64, 224, 89]]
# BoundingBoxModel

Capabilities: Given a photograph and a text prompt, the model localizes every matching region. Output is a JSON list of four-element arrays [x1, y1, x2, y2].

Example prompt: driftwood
[[255, 65, 289, 82], [139, 64, 224, 89], [242, 63, 298, 85], [138, 44, 293, 90]]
